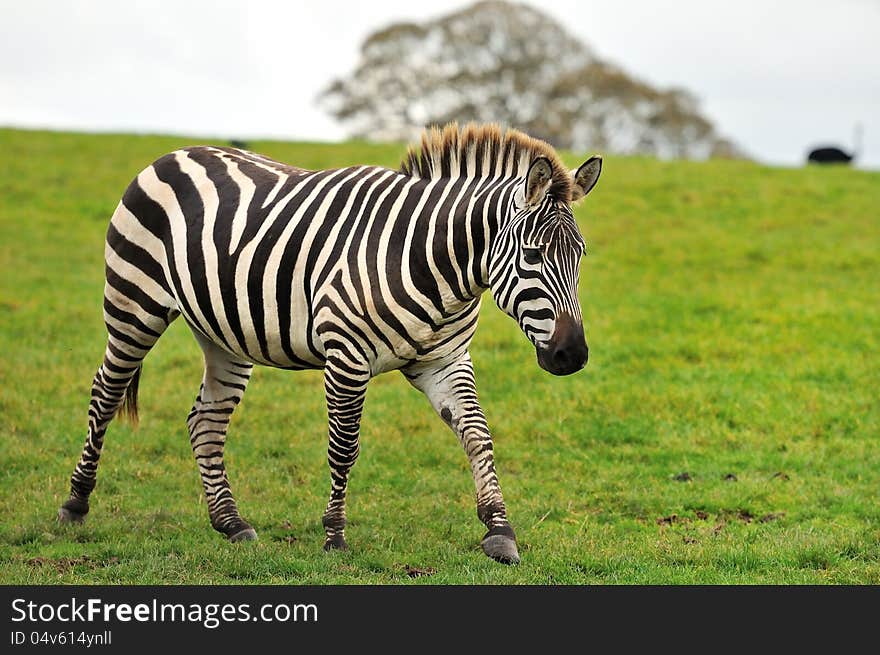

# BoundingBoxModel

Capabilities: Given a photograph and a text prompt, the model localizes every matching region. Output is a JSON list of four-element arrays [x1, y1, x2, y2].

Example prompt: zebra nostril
[[552, 348, 570, 369]]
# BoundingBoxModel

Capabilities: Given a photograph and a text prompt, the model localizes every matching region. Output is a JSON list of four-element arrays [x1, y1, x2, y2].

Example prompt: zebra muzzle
[[536, 314, 588, 376]]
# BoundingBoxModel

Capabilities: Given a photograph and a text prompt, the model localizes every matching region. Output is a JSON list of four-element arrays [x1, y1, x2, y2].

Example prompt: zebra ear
[[570, 155, 602, 203], [525, 157, 553, 205]]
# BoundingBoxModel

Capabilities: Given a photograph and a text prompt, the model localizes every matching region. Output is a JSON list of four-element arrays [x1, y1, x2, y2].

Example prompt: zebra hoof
[[228, 527, 258, 543], [481, 533, 520, 565], [57, 507, 86, 524], [323, 535, 348, 552]]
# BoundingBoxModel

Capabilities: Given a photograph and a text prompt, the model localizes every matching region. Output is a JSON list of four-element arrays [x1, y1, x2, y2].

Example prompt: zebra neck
[[403, 174, 519, 318], [470, 177, 520, 290]]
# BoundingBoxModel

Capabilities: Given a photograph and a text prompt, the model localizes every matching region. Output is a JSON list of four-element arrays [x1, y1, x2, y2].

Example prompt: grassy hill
[[1, 127, 878, 583]]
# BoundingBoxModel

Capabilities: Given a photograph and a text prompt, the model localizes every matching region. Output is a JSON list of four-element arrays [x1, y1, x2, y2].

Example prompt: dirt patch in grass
[[718, 509, 754, 523], [759, 512, 785, 523], [656, 515, 685, 526], [657, 510, 711, 525], [404, 565, 436, 578]]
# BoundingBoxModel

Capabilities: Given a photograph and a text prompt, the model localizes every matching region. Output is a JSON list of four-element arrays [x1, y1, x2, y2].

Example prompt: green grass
[[1, 127, 878, 584]]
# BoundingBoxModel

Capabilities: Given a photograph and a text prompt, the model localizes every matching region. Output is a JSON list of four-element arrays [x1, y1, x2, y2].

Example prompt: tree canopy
[[319, 1, 742, 159]]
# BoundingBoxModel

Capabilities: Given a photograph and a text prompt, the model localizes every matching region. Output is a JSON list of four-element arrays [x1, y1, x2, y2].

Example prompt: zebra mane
[[399, 123, 573, 202]]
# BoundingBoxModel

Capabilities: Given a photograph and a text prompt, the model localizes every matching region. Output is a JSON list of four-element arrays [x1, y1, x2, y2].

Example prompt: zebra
[[57, 123, 602, 564]]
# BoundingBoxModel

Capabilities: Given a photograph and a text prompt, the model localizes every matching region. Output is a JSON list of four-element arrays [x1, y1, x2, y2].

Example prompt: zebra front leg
[[321, 353, 370, 551], [189, 333, 256, 542], [405, 352, 520, 564]]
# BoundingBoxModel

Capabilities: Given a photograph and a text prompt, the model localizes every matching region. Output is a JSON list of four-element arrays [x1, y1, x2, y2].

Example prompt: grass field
[[1, 127, 878, 584]]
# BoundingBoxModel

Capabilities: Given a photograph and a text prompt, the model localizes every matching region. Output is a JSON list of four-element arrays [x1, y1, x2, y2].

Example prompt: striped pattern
[[59, 124, 599, 562]]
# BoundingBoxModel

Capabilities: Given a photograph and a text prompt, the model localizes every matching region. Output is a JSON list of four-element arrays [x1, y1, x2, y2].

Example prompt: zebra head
[[489, 155, 602, 376]]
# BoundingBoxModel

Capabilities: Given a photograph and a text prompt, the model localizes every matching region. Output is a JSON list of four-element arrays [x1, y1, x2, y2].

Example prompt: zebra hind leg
[[59, 310, 175, 524], [188, 332, 256, 542]]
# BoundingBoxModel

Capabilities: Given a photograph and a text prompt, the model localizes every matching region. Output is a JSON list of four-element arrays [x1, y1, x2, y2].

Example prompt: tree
[[319, 0, 744, 159]]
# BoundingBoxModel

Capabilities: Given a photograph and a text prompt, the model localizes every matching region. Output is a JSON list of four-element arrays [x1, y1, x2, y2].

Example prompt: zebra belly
[[174, 260, 324, 370], [183, 310, 324, 371]]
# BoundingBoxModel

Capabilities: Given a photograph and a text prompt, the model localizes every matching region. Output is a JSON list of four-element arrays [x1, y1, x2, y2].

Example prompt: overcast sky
[[2, 0, 878, 167]]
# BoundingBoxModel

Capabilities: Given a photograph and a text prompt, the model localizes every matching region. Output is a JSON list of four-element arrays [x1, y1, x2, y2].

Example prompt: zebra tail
[[117, 365, 141, 428]]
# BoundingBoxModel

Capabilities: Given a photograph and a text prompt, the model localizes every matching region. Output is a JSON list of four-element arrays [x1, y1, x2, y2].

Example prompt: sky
[[2, 0, 878, 168]]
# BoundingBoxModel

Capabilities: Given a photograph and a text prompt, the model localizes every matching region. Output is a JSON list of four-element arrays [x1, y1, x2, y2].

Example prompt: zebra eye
[[523, 247, 543, 265]]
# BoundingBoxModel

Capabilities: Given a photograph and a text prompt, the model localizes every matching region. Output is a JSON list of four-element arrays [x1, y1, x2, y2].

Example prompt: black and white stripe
[[59, 124, 602, 563]]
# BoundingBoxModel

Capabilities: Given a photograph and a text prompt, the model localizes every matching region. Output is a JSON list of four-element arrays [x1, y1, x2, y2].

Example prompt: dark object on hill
[[229, 139, 249, 149], [807, 124, 862, 165], [807, 146, 853, 164]]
